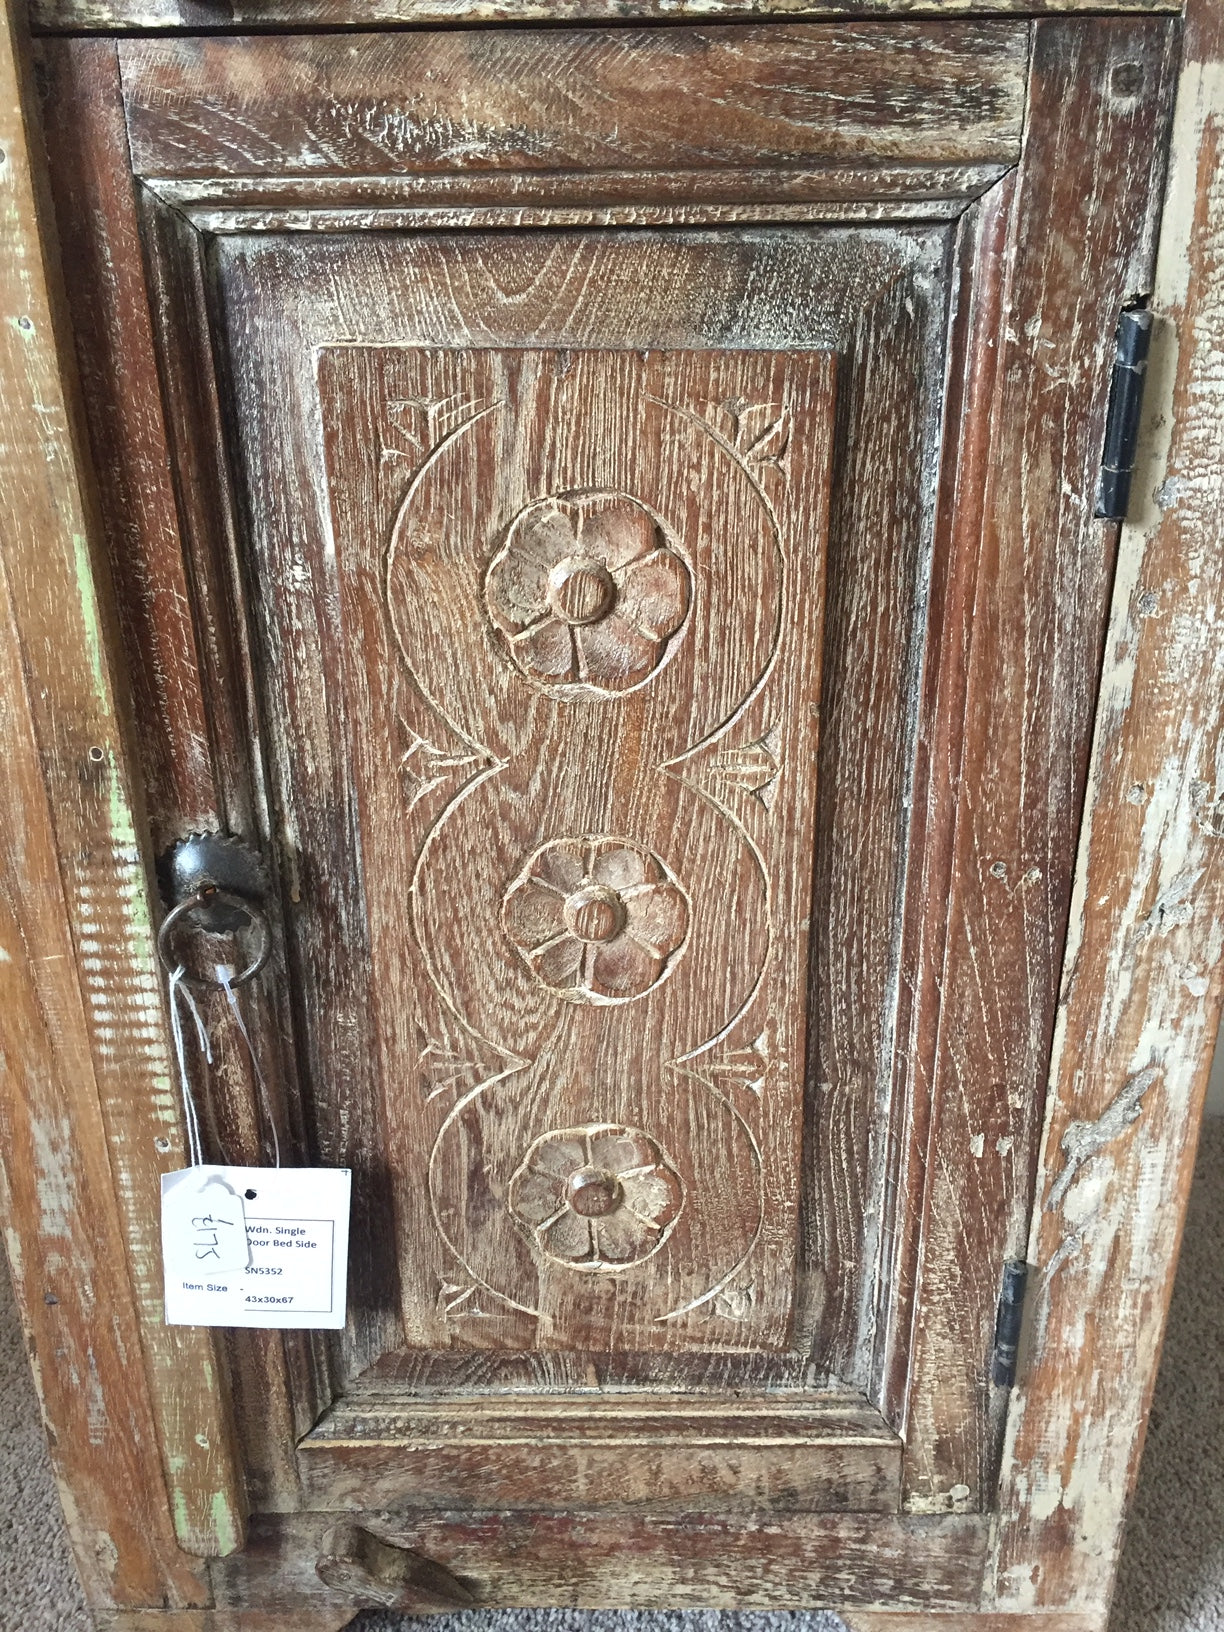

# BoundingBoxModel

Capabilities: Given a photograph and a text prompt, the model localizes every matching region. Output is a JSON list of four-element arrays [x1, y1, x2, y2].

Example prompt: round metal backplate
[[159, 833, 267, 933]]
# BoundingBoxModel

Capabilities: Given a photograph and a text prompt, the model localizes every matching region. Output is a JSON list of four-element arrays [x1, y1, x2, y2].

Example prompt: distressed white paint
[[991, 4, 1224, 1609]]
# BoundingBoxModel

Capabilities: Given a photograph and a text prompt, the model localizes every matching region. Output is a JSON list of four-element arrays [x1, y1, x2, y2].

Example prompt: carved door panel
[[208, 226, 940, 1504], [319, 344, 832, 1353], [38, 15, 1178, 1551], [211, 224, 944, 1416]]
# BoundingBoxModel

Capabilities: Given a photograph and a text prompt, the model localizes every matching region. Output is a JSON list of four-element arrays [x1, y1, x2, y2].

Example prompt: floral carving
[[508, 1124, 683, 1271], [502, 836, 689, 1003], [484, 490, 690, 694]]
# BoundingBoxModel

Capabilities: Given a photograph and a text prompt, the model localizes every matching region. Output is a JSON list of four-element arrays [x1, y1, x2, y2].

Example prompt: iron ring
[[157, 887, 272, 990]]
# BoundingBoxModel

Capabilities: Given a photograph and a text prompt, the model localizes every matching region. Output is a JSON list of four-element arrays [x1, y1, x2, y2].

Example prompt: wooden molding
[[97, 1617, 358, 1632], [297, 1391, 901, 1511]]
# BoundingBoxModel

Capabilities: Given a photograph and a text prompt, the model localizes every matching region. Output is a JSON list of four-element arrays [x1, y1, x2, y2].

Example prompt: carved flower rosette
[[483, 490, 691, 695], [502, 836, 689, 1004], [508, 1124, 684, 1272]]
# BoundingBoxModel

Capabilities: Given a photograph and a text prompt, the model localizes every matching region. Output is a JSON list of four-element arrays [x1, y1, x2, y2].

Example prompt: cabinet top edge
[[29, 0, 1183, 36]]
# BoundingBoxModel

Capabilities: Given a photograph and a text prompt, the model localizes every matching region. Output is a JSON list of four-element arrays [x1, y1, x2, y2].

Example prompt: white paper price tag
[[161, 1165, 351, 1329]]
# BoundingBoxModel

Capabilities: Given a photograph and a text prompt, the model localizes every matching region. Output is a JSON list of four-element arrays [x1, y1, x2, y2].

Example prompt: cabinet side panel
[[993, 0, 1224, 1608], [885, 16, 1179, 1511]]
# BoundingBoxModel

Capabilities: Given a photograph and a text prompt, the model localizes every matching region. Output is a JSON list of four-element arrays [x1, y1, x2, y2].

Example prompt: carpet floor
[[3, 1117, 1221, 1632]]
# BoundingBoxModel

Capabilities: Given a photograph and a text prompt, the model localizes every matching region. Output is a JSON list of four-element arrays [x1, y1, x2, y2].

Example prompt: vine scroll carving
[[318, 345, 835, 1352]]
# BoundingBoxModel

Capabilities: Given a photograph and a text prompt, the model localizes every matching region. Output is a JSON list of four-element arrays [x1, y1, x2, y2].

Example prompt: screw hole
[[1111, 62, 1143, 97], [245, 1189, 257, 1201]]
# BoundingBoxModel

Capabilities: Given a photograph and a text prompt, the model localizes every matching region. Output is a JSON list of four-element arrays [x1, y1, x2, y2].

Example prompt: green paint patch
[[212, 1490, 243, 1556], [69, 529, 108, 705], [170, 1484, 242, 1557]]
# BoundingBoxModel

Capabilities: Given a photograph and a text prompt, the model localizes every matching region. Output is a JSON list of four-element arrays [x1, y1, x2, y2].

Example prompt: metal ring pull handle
[[157, 885, 272, 990]]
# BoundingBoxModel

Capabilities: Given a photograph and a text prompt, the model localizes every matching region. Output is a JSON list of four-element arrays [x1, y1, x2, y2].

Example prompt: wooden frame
[[1, 0, 1221, 1623], [0, 0, 243, 1596], [27, 0, 1184, 34], [40, 9, 1179, 1529], [37, 20, 1024, 1524]]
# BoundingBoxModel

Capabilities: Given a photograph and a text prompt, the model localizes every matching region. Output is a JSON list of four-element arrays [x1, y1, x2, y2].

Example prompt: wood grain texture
[[208, 1510, 986, 1613], [879, 17, 1178, 1513], [148, 164, 1008, 214], [298, 1392, 900, 1512], [212, 224, 947, 1401], [28, 0, 1181, 33], [315, 1522, 475, 1611], [991, 0, 1224, 1611], [31, 66, 301, 1496], [808, 204, 950, 1387], [10, 2, 1219, 1622], [117, 23, 1028, 179], [0, 0, 241, 1587], [138, 184, 325, 1510], [318, 344, 831, 1356], [21, 12, 1220, 1618], [90, 1594, 1099, 1627], [148, 203, 982, 235], [866, 174, 1015, 1456]]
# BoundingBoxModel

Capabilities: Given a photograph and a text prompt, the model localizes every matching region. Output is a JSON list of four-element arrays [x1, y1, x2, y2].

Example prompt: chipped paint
[[1046, 1066, 1160, 1211], [29, 1112, 79, 1241]]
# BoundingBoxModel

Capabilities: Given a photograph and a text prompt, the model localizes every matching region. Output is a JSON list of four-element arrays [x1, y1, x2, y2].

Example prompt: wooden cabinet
[[2, 1, 1223, 1627]]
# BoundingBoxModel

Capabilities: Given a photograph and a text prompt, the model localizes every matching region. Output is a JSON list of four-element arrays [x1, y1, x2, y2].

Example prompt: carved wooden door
[[38, 10, 1176, 1591], [218, 233, 906, 1507]]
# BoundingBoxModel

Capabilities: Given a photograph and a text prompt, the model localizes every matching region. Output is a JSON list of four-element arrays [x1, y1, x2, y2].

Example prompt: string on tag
[[216, 963, 282, 1170], [167, 964, 209, 1168]]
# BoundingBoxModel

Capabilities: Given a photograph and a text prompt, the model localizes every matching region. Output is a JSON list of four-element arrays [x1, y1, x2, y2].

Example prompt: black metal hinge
[[991, 1260, 1029, 1390], [1095, 306, 1153, 521]]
